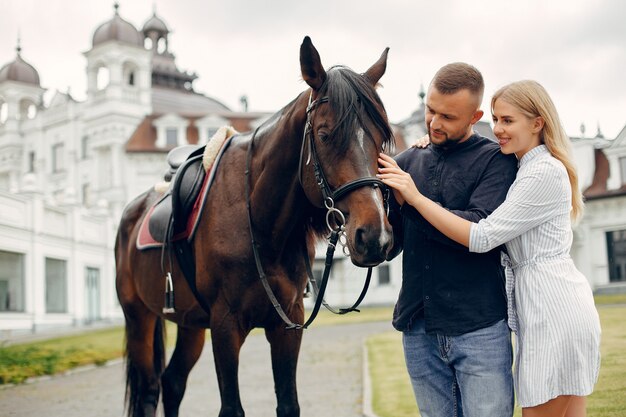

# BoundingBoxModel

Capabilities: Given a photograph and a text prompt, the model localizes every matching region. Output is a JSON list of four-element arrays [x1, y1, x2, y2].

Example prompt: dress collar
[[519, 144, 548, 167]]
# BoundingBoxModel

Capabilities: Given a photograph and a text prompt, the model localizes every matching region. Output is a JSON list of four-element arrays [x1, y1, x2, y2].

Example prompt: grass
[[0, 305, 394, 385], [367, 304, 626, 417], [0, 326, 126, 384]]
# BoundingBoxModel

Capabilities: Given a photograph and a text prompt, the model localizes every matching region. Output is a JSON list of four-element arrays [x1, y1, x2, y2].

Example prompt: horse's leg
[[265, 316, 304, 417], [211, 306, 248, 417], [161, 326, 206, 417], [123, 304, 164, 417]]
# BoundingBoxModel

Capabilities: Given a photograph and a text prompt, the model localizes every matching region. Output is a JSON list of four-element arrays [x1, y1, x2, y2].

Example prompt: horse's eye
[[318, 130, 330, 142]]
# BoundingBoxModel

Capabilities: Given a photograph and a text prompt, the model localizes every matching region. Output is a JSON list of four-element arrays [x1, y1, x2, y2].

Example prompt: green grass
[[367, 305, 626, 417], [0, 326, 126, 384], [593, 293, 626, 305], [0, 306, 394, 385]]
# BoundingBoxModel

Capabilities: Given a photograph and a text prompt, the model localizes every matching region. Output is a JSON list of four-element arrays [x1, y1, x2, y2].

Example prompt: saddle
[[149, 145, 206, 243], [137, 130, 235, 250]]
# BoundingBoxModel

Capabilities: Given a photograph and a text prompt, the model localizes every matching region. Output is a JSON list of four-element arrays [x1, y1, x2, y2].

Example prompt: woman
[[378, 80, 601, 417]]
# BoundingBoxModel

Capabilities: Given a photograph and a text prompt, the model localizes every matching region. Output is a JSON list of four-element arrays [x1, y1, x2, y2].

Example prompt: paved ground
[[0, 321, 392, 417]]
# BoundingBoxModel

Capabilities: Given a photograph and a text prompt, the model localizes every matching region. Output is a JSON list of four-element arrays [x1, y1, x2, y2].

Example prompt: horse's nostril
[[355, 227, 367, 253]]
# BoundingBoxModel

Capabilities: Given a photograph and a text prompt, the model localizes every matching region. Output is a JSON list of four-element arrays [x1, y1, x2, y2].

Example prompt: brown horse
[[115, 36, 394, 417]]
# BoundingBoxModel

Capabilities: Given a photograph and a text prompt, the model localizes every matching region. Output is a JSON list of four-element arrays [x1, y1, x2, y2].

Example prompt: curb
[[362, 343, 381, 417]]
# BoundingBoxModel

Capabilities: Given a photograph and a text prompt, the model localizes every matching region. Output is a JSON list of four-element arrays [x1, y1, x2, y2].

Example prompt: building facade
[[1, 6, 624, 336], [0, 6, 267, 335]]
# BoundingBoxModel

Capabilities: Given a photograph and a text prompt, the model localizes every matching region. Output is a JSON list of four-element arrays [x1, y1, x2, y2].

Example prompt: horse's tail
[[124, 317, 166, 417]]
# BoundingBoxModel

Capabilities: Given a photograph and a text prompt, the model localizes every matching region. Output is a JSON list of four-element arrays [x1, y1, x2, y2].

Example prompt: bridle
[[298, 92, 389, 218], [245, 91, 390, 329]]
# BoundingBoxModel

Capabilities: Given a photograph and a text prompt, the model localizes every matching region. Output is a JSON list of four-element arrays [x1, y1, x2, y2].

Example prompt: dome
[[0, 45, 41, 86], [142, 13, 169, 36], [92, 4, 142, 47]]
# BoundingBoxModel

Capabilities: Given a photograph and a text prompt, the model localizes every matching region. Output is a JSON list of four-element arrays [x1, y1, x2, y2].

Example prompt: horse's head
[[299, 36, 394, 267]]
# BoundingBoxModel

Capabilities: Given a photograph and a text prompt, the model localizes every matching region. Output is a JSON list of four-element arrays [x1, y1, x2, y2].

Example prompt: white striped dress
[[469, 145, 601, 407]]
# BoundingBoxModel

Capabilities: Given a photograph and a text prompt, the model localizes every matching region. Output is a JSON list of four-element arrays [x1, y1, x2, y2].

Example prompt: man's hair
[[431, 62, 484, 101]]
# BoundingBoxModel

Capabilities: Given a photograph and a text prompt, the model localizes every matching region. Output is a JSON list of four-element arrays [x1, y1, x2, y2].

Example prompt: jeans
[[402, 319, 513, 417]]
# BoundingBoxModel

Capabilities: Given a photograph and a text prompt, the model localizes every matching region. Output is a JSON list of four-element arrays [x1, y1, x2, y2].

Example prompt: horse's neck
[[249, 99, 309, 253]]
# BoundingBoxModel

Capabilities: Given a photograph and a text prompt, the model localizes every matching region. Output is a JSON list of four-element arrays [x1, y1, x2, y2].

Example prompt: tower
[[0, 40, 45, 191]]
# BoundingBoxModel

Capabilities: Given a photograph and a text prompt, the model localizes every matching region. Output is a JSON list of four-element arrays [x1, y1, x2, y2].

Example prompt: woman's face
[[492, 99, 543, 159]]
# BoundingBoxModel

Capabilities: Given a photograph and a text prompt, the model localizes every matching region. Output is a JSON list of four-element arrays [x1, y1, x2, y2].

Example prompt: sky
[[2, 0, 625, 138]]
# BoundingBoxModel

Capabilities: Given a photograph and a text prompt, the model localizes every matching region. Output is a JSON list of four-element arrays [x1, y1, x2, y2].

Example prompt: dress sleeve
[[469, 161, 570, 253]]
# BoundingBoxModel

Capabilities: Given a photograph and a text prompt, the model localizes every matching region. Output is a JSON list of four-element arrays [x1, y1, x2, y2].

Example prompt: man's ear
[[470, 109, 484, 125]]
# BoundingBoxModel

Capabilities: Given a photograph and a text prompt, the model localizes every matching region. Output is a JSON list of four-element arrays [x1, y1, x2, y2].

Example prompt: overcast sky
[[2, 0, 625, 138]]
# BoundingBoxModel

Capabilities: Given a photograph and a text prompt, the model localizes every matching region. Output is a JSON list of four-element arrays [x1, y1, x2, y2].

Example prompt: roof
[[152, 86, 231, 116], [142, 13, 169, 35], [125, 113, 263, 153], [92, 5, 143, 48], [0, 46, 40, 86]]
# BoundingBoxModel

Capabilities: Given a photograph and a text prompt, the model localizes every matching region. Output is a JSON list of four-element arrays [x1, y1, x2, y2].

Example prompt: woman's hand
[[377, 153, 420, 207]]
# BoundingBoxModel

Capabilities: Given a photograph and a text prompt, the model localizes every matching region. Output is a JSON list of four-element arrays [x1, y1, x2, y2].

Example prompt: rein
[[245, 92, 388, 330]]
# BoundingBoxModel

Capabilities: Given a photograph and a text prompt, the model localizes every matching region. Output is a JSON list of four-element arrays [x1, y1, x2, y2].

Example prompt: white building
[[0, 5, 265, 335], [570, 125, 626, 292], [2, 5, 623, 336]]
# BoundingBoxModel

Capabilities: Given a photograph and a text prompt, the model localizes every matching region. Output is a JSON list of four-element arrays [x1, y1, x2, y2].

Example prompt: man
[[385, 63, 518, 417]]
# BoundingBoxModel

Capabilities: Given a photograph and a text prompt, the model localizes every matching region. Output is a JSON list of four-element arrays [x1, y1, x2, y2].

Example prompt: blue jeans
[[402, 319, 513, 417]]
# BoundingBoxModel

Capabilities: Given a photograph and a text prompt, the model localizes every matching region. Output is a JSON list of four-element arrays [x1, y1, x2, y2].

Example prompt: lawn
[[366, 304, 626, 417], [0, 305, 394, 385]]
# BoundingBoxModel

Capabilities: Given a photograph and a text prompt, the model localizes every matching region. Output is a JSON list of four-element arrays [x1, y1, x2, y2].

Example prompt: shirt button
[[425, 296, 430, 300], [425, 265, 430, 270]]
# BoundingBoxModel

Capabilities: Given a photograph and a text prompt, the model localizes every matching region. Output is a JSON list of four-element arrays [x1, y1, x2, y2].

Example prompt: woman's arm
[[378, 153, 472, 247], [379, 153, 570, 253]]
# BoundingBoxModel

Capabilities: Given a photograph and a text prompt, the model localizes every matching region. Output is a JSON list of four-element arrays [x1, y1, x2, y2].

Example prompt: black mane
[[320, 66, 395, 153]]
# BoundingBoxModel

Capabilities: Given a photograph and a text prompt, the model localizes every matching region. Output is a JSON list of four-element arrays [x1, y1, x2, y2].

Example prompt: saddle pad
[[136, 133, 234, 250]]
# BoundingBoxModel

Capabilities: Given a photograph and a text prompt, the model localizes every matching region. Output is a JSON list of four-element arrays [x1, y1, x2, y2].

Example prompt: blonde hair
[[491, 80, 584, 223]]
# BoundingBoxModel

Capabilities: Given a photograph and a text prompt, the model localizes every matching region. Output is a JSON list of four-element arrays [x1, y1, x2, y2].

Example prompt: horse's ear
[[300, 36, 327, 91], [364, 47, 389, 86]]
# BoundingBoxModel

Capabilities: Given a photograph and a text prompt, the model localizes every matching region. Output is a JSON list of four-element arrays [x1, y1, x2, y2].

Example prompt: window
[[378, 264, 391, 285], [128, 72, 135, 86], [85, 267, 101, 322], [0, 102, 7, 123], [81, 136, 89, 160], [28, 151, 35, 172], [45, 257, 67, 313], [166, 128, 178, 147], [606, 230, 626, 283], [82, 183, 92, 206], [52, 143, 65, 173], [0, 251, 25, 312], [620, 158, 626, 185], [96, 67, 110, 90], [208, 127, 219, 141]]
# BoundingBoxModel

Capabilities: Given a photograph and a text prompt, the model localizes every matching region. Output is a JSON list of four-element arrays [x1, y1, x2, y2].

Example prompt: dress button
[[433, 181, 438, 186]]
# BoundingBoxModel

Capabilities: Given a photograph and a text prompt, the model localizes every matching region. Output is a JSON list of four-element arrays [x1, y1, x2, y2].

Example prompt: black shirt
[[387, 134, 518, 336]]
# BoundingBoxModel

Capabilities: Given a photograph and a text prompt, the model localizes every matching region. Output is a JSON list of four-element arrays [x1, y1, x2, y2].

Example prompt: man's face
[[425, 87, 482, 147]]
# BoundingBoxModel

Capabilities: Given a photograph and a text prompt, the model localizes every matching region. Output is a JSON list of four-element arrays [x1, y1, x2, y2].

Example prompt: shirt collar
[[519, 144, 548, 167]]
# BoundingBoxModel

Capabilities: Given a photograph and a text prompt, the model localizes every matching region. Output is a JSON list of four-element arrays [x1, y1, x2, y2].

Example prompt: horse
[[114, 36, 395, 417]]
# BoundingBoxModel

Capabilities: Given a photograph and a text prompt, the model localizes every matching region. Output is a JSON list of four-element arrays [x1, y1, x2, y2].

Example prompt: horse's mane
[[304, 66, 395, 241], [321, 66, 395, 154]]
